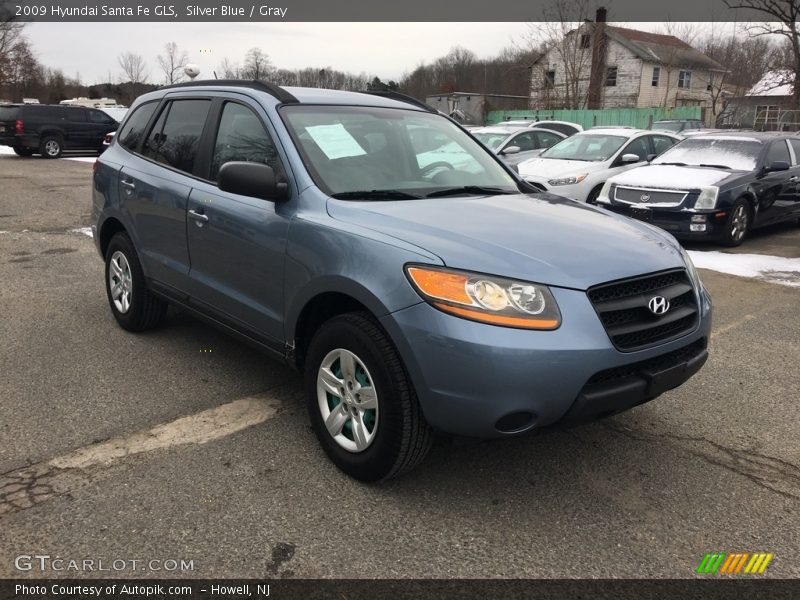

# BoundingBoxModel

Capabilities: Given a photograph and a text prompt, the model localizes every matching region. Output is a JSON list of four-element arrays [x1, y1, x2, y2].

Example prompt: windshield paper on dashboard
[[305, 124, 367, 159]]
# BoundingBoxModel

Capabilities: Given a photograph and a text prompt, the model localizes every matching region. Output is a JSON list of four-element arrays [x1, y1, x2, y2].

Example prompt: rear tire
[[12, 145, 34, 157], [104, 232, 167, 331], [721, 198, 750, 247], [39, 135, 63, 159], [304, 312, 433, 482]]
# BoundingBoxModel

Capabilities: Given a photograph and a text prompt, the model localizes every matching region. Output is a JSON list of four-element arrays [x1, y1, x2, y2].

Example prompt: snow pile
[[688, 250, 800, 288], [71, 227, 94, 237]]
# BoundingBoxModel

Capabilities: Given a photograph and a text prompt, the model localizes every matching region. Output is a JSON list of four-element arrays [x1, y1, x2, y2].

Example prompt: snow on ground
[[0, 146, 13, 155], [688, 250, 800, 288], [70, 227, 94, 238]]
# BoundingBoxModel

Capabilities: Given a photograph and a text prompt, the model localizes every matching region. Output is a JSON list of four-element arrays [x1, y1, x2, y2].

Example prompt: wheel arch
[[98, 217, 128, 258]]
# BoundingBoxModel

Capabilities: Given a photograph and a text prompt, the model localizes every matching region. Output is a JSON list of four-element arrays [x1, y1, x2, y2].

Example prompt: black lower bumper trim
[[553, 339, 708, 427]]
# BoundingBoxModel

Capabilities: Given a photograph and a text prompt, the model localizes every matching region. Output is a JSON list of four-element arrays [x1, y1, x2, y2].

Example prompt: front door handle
[[188, 209, 209, 226], [788, 176, 799, 182], [120, 179, 136, 191]]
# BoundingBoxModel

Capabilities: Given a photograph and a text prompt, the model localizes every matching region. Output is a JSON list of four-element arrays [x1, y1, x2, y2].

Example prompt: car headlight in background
[[694, 186, 719, 209], [547, 173, 587, 186], [596, 180, 613, 203], [405, 265, 561, 329]]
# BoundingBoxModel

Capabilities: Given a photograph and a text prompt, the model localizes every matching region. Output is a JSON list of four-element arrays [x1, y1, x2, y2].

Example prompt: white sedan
[[517, 128, 682, 203]]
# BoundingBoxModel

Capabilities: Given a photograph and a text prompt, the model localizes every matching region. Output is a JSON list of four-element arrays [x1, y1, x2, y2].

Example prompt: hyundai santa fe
[[92, 81, 712, 481]]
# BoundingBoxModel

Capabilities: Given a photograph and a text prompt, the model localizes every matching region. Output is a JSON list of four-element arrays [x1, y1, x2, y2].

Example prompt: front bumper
[[600, 202, 730, 240], [380, 285, 712, 439]]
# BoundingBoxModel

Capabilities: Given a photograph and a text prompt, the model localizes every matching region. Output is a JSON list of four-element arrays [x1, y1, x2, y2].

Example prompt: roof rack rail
[[361, 90, 436, 113], [158, 79, 298, 104]]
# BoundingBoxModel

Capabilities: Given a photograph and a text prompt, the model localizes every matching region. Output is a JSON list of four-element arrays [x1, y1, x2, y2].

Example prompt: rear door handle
[[789, 176, 799, 182], [188, 209, 209, 226], [120, 179, 135, 191]]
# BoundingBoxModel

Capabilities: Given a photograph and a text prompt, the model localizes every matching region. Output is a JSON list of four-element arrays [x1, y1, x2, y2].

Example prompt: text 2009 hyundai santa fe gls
[[92, 81, 712, 481]]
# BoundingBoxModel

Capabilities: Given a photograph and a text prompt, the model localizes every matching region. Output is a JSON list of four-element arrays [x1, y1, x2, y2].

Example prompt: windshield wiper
[[330, 189, 423, 201], [425, 186, 515, 198], [656, 162, 688, 166], [698, 163, 732, 169]]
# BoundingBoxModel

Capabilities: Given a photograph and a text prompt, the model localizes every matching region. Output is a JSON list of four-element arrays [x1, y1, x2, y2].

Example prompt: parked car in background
[[497, 119, 583, 137], [651, 119, 706, 135], [0, 103, 119, 158], [596, 132, 800, 246], [99, 107, 127, 152], [93, 81, 711, 481], [517, 128, 682, 203], [472, 125, 566, 166]]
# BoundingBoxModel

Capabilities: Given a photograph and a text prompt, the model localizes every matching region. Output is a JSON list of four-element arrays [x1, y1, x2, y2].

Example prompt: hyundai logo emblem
[[648, 296, 670, 315], [640, 193, 651, 202]]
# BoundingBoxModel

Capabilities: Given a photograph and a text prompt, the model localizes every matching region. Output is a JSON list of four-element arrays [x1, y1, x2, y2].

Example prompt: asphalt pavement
[[0, 155, 798, 579]]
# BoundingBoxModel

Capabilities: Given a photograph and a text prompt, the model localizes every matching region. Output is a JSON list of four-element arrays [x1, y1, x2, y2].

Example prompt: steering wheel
[[419, 161, 455, 180]]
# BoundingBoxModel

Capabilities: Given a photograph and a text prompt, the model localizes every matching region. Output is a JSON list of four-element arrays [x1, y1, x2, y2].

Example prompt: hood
[[517, 157, 608, 179], [327, 194, 684, 290], [611, 164, 740, 189]]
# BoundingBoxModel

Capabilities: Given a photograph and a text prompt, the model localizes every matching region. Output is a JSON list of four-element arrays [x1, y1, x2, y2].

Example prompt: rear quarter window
[[0, 107, 19, 120], [116, 101, 159, 152], [24, 106, 65, 120]]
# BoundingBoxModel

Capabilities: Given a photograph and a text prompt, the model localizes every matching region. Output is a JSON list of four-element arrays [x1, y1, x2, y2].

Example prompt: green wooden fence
[[486, 107, 702, 129]]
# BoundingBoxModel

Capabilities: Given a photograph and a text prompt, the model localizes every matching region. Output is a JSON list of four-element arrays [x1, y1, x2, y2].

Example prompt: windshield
[[539, 134, 627, 161], [472, 131, 511, 150], [653, 138, 762, 171], [281, 105, 518, 196], [652, 122, 683, 132]]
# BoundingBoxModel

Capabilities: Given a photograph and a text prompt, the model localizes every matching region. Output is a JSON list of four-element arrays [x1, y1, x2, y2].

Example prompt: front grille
[[614, 186, 686, 205], [588, 269, 699, 352]]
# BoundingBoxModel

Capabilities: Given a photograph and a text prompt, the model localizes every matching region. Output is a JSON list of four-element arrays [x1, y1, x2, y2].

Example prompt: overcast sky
[[26, 22, 740, 86]]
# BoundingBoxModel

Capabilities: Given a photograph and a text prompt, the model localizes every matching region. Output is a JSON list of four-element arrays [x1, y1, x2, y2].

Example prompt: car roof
[[577, 127, 651, 137], [473, 126, 529, 134], [690, 131, 794, 142]]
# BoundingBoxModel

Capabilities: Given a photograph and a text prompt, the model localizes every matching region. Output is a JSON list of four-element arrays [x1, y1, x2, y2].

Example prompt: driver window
[[620, 137, 649, 162], [510, 132, 537, 151]]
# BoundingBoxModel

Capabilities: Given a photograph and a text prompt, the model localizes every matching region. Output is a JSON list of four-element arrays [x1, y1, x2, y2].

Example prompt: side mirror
[[218, 162, 289, 202], [767, 160, 790, 173], [501, 145, 520, 155], [621, 153, 641, 163]]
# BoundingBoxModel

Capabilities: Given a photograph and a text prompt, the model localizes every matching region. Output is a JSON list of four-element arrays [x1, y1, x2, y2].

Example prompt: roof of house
[[604, 26, 725, 72], [747, 70, 794, 97]]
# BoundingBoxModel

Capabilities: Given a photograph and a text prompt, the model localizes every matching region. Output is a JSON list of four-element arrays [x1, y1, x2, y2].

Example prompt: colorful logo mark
[[696, 552, 774, 575]]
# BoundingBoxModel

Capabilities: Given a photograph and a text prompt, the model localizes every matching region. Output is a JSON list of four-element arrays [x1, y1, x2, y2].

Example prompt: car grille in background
[[614, 186, 686, 205], [588, 269, 699, 352]]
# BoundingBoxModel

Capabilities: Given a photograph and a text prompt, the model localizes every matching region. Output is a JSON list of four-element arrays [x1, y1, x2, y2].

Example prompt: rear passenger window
[[143, 99, 211, 174], [766, 140, 790, 165], [66, 109, 87, 122], [89, 109, 114, 124], [117, 102, 158, 151], [211, 102, 282, 181]]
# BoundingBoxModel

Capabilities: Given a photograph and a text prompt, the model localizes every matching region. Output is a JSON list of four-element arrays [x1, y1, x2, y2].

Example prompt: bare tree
[[218, 57, 241, 79], [118, 52, 149, 85], [241, 48, 273, 80], [724, 0, 800, 107], [157, 42, 188, 85], [0, 17, 25, 91]]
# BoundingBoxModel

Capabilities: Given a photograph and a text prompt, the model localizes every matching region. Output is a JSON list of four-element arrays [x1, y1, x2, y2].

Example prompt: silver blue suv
[[92, 81, 712, 481]]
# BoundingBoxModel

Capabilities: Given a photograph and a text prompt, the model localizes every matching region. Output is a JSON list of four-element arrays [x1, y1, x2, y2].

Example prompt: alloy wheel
[[730, 204, 748, 242], [316, 348, 379, 453], [108, 250, 133, 313]]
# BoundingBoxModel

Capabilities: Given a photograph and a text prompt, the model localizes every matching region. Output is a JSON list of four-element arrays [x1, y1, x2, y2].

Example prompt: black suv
[[0, 104, 119, 158], [596, 132, 800, 245]]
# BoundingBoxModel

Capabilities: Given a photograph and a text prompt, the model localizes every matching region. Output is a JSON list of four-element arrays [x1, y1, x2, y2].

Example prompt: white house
[[530, 9, 725, 123]]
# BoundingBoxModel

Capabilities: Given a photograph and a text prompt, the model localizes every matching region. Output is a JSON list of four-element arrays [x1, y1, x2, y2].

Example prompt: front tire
[[104, 232, 167, 331], [586, 184, 603, 205], [304, 312, 433, 482], [722, 199, 750, 246], [39, 135, 63, 159]]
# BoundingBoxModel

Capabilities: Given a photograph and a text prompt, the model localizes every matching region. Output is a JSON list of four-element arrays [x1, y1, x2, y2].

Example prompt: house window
[[580, 34, 591, 49], [707, 72, 715, 91], [604, 66, 618, 87], [544, 70, 555, 89], [652, 66, 660, 87], [678, 70, 692, 89]]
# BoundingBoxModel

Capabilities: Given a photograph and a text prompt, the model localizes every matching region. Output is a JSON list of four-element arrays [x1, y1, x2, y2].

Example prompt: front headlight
[[547, 173, 587, 186], [694, 186, 719, 209], [679, 246, 702, 289], [405, 265, 561, 330], [596, 180, 613, 203]]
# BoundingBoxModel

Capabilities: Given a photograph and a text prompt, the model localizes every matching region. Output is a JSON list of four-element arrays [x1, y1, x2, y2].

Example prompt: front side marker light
[[406, 266, 561, 330]]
